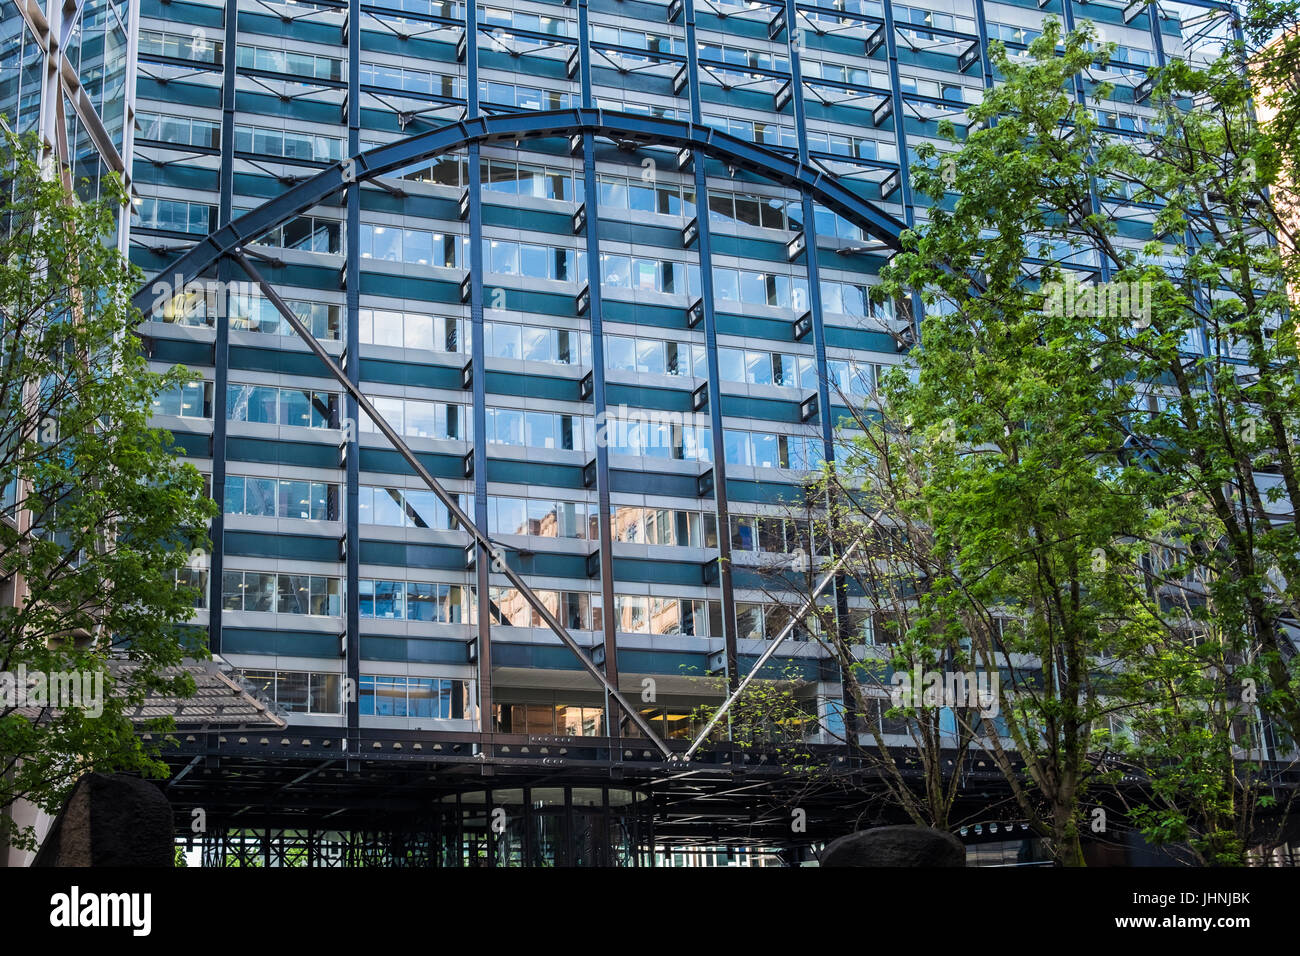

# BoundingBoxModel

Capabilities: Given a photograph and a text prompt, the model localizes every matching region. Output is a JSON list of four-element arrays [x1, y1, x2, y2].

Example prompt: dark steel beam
[[464, 0, 494, 740], [343, 0, 362, 753], [131, 109, 905, 311]]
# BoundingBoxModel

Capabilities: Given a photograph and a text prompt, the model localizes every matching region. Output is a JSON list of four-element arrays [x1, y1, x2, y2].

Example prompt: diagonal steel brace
[[680, 513, 881, 762], [230, 249, 674, 757]]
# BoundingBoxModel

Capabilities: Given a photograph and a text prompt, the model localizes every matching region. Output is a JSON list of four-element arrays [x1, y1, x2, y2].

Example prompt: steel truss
[[130, 108, 906, 304]]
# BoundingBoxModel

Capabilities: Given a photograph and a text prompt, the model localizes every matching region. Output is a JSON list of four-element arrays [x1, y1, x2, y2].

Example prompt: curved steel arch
[[132, 107, 905, 309]]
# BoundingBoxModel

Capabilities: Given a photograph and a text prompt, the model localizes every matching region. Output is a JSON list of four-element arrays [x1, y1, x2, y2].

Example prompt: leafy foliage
[[0, 127, 216, 852]]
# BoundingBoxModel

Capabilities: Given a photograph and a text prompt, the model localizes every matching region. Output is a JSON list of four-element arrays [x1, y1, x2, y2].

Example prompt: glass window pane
[[245, 572, 276, 613], [718, 348, 744, 383], [278, 672, 310, 712], [222, 571, 245, 610], [724, 430, 751, 466], [278, 479, 312, 519], [372, 310, 404, 347], [606, 336, 635, 371], [636, 339, 665, 375], [279, 389, 312, 427], [373, 676, 407, 716], [407, 581, 437, 621], [224, 475, 246, 515], [408, 678, 437, 718], [278, 573, 311, 614], [521, 327, 549, 362], [310, 673, 340, 714], [747, 351, 773, 386], [372, 580, 404, 619], [525, 412, 556, 449], [406, 400, 439, 438]]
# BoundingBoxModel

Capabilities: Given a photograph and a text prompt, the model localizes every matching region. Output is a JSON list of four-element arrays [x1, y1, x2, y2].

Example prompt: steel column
[[464, 0, 493, 735], [344, 0, 362, 742], [576, 0, 624, 734], [683, 0, 739, 692], [203, 0, 240, 655]]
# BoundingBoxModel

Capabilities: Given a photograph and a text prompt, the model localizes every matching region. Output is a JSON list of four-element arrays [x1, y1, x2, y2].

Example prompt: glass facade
[[1, 0, 136, 234], [126, 0, 1231, 748]]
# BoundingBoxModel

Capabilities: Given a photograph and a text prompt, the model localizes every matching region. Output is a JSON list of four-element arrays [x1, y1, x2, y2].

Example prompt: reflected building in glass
[[1, 0, 137, 243]]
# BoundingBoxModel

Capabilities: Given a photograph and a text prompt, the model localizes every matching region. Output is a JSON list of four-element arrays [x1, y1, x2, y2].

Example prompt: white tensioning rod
[[680, 519, 877, 762]]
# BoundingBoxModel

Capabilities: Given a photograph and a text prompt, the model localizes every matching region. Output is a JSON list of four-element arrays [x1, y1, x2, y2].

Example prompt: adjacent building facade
[[0, 0, 139, 867]]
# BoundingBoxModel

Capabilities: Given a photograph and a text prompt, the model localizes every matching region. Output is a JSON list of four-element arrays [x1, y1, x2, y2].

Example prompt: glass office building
[[124, 0, 1239, 863], [1, 0, 137, 243]]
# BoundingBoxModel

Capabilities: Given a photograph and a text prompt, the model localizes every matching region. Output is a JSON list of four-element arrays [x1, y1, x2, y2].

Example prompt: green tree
[[867, 20, 1171, 865], [761, 429, 991, 834], [0, 126, 216, 853], [852, 11, 1300, 863]]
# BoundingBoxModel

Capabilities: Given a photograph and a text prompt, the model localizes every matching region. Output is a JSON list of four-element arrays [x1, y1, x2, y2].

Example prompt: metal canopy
[[130, 108, 905, 312], [115, 657, 287, 729]]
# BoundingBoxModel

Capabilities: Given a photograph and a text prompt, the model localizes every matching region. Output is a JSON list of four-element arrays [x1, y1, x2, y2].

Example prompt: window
[[175, 568, 208, 609], [487, 408, 586, 451], [134, 197, 215, 234], [225, 297, 342, 341], [233, 123, 343, 162], [357, 486, 466, 530], [276, 574, 342, 616], [600, 255, 697, 296], [360, 579, 404, 619], [722, 429, 822, 471], [605, 414, 709, 462], [483, 322, 590, 366], [359, 676, 473, 719], [359, 398, 467, 441], [482, 158, 579, 201], [359, 62, 463, 98], [709, 265, 807, 309], [139, 28, 222, 63], [356, 578, 466, 622], [227, 385, 337, 429], [138, 112, 221, 149], [225, 477, 338, 520], [151, 379, 212, 418], [596, 173, 694, 216], [240, 669, 342, 715], [236, 43, 342, 81], [409, 582, 466, 623], [251, 214, 343, 254], [489, 497, 590, 539], [478, 80, 572, 110], [359, 226, 465, 267], [708, 190, 788, 230], [483, 239, 584, 281], [222, 571, 341, 616]]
